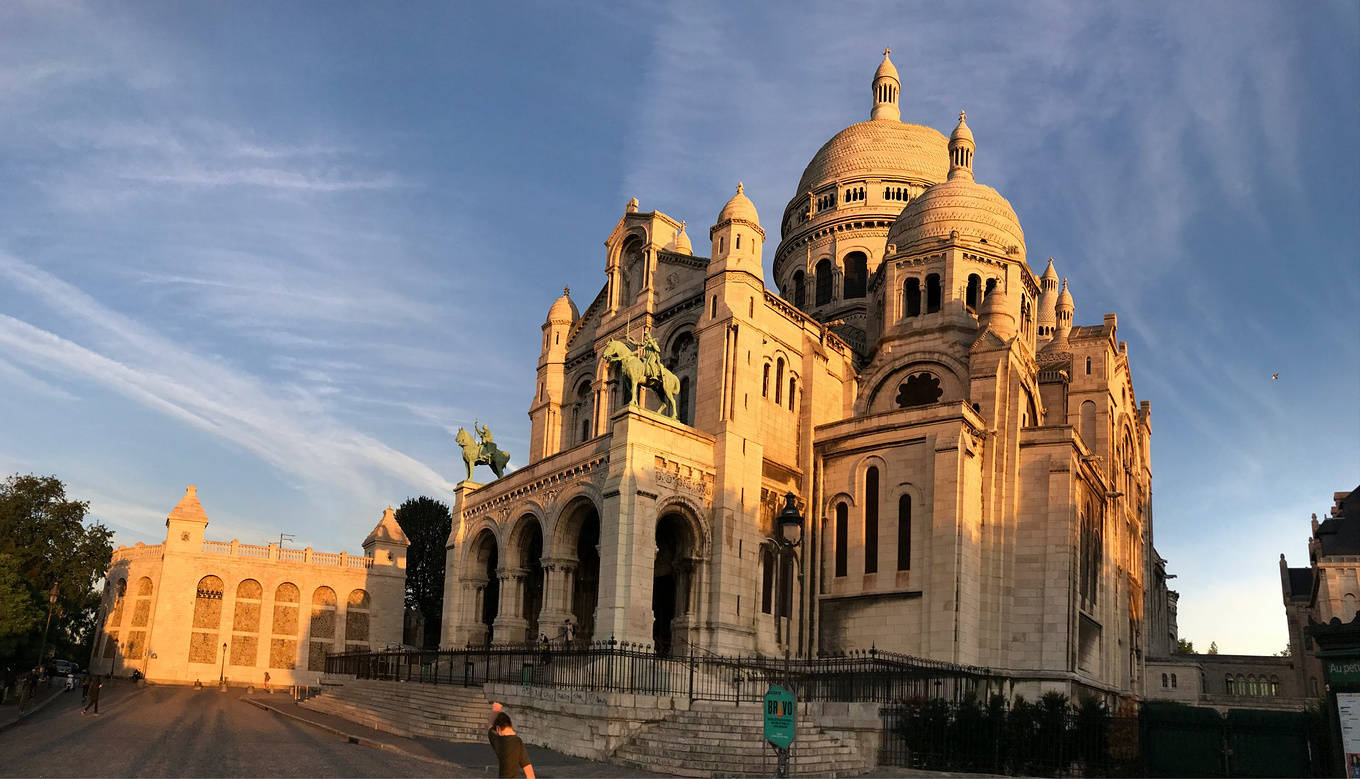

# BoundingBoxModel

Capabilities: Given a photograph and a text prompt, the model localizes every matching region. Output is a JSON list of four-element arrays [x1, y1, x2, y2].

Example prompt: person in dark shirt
[[487, 702, 534, 778]]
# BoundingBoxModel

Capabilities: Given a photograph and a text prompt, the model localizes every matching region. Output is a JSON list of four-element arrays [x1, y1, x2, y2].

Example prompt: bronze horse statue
[[601, 339, 681, 419], [455, 425, 510, 482]]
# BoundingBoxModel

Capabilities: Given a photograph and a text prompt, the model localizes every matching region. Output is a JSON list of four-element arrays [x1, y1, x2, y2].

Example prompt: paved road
[[0, 681, 470, 777]]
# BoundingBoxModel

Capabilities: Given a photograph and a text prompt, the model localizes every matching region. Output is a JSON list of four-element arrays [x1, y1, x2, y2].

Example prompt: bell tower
[[529, 287, 577, 461]]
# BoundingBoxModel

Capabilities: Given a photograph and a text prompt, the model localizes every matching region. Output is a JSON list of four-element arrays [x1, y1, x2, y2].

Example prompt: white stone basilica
[[441, 50, 1153, 702]]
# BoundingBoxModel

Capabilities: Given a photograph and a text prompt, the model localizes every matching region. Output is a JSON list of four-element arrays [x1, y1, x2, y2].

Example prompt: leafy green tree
[[1277, 644, 1293, 657], [394, 496, 451, 648], [1207, 641, 1219, 655], [1176, 638, 1196, 654], [0, 474, 112, 666]]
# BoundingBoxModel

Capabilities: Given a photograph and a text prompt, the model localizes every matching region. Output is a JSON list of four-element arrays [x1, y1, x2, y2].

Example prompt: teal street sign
[[764, 684, 796, 749]]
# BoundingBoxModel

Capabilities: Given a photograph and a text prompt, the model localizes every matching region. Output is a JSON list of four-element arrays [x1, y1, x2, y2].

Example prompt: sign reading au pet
[[763, 684, 796, 749]]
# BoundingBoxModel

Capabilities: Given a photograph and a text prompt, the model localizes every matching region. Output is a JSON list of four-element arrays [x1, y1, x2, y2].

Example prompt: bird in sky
[[1272, 372, 1280, 381]]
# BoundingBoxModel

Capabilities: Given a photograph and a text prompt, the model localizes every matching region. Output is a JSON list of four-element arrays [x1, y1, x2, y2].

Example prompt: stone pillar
[[493, 567, 529, 644]]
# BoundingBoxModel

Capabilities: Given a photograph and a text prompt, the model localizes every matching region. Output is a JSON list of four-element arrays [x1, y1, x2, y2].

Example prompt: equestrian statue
[[455, 421, 511, 482], [601, 329, 681, 419]]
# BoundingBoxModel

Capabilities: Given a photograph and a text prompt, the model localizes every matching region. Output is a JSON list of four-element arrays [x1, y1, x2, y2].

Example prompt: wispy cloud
[[0, 253, 458, 505]]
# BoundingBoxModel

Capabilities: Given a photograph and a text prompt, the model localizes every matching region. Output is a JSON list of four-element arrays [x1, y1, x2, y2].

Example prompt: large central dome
[[796, 119, 949, 195]]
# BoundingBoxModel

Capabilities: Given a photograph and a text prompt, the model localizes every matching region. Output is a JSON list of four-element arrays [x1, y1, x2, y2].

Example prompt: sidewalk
[[242, 693, 665, 777], [0, 678, 75, 732]]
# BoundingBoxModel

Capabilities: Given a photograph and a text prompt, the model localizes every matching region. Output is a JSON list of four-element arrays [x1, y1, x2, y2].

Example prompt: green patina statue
[[602, 332, 681, 419], [456, 422, 510, 482]]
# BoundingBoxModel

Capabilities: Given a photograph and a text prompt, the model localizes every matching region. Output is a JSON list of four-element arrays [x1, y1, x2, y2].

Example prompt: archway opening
[[519, 519, 544, 644], [653, 512, 695, 656], [471, 529, 499, 645], [572, 506, 600, 644]]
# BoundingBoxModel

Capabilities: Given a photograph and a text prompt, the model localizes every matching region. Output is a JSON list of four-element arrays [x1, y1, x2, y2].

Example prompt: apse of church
[[442, 50, 1153, 700]]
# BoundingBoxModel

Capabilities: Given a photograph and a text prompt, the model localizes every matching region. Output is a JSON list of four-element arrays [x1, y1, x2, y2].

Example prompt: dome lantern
[[871, 47, 901, 122], [948, 110, 975, 182], [1055, 278, 1074, 340]]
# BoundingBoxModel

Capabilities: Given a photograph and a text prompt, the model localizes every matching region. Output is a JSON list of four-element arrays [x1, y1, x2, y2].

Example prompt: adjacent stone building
[[441, 51, 1154, 703], [91, 486, 408, 686], [1281, 486, 1360, 697]]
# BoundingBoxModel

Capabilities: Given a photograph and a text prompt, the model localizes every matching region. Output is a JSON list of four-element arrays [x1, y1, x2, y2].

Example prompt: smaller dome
[[874, 48, 899, 83], [1057, 278, 1074, 310], [717, 182, 760, 226], [666, 221, 693, 255], [950, 110, 974, 145], [546, 287, 578, 323], [980, 285, 1016, 339], [886, 178, 1025, 258]]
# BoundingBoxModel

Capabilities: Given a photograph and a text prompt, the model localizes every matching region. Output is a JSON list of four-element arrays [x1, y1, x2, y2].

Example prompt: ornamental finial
[[736, 181, 744, 195], [563, 285, 570, 296], [883, 46, 891, 57]]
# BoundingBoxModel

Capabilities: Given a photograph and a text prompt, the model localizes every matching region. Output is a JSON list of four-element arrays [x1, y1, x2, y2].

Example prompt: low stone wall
[[485, 683, 678, 760]]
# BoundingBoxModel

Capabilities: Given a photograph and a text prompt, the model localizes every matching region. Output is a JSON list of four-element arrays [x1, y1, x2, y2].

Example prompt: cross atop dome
[[883, 46, 891, 56]]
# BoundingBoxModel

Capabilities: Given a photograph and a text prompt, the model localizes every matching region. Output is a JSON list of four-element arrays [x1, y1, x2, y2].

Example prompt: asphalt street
[[0, 681, 468, 777]]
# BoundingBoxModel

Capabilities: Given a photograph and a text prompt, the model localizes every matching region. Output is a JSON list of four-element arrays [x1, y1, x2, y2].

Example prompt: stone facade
[[91, 486, 407, 687], [442, 51, 1154, 703], [1280, 486, 1360, 698]]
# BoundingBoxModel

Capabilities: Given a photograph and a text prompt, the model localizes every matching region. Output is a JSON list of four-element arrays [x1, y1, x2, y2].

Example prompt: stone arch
[[653, 501, 706, 655], [505, 513, 546, 643], [307, 586, 337, 671], [270, 582, 299, 670], [230, 578, 262, 668], [862, 358, 965, 414], [553, 494, 601, 644], [188, 575, 224, 665], [815, 258, 834, 306], [464, 527, 500, 645], [664, 327, 698, 425], [345, 589, 371, 651], [570, 374, 595, 446]]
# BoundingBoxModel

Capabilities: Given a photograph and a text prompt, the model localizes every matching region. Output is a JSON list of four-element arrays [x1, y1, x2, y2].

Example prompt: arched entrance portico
[[496, 515, 544, 645], [653, 510, 702, 656], [547, 497, 600, 645], [464, 529, 499, 646]]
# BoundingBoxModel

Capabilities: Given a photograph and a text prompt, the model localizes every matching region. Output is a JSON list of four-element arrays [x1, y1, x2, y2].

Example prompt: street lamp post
[[37, 583, 58, 673], [773, 492, 804, 779], [219, 642, 228, 687]]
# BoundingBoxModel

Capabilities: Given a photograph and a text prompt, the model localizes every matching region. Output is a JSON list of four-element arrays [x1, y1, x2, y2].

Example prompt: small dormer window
[[736, 234, 741, 250]]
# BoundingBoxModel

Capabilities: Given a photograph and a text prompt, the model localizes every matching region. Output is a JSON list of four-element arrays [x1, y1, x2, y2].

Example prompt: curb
[[242, 696, 465, 770]]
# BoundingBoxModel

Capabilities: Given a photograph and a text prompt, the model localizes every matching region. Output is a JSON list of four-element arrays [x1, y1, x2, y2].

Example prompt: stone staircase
[[303, 676, 489, 742], [610, 700, 873, 778]]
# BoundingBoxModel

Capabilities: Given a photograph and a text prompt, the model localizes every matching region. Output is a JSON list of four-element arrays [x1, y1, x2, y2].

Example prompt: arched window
[[1085, 356, 1092, 375], [834, 503, 848, 578], [270, 583, 299, 670], [125, 577, 153, 660], [966, 274, 981, 311], [864, 467, 879, 574], [774, 359, 784, 405], [792, 271, 806, 309], [574, 380, 594, 445], [1171, 673, 1178, 688], [1225, 674, 1236, 695], [189, 575, 224, 664], [896, 373, 943, 407], [985, 278, 997, 297], [926, 274, 942, 313], [1080, 401, 1097, 448], [345, 589, 371, 652], [761, 546, 775, 614], [308, 586, 337, 671], [843, 252, 868, 299], [230, 579, 262, 667], [904, 278, 921, 317], [897, 494, 911, 571], [762, 364, 770, 398], [1162, 673, 1168, 688], [787, 377, 796, 411], [815, 260, 833, 306]]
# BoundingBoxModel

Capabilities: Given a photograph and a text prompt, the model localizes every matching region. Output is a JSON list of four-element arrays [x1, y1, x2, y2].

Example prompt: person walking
[[16, 671, 32, 714], [81, 675, 101, 716], [80, 674, 90, 704], [487, 702, 535, 778]]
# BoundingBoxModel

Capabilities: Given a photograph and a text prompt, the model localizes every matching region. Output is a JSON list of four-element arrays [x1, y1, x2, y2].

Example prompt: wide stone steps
[[303, 678, 489, 742], [610, 703, 870, 778]]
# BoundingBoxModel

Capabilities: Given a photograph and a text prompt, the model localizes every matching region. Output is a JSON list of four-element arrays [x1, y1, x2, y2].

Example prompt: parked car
[[46, 659, 80, 677]]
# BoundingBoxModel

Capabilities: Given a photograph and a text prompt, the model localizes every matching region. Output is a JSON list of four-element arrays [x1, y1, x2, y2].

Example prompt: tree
[[1176, 638, 1196, 654], [1207, 641, 1219, 655], [0, 474, 113, 666], [394, 496, 451, 649], [1277, 644, 1293, 657]]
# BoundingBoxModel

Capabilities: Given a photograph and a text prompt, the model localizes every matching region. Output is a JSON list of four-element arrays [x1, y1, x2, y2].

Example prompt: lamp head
[[777, 492, 804, 547]]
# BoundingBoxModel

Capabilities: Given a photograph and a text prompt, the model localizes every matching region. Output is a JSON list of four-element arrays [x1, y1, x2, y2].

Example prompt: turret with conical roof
[[363, 506, 410, 568], [530, 286, 577, 460], [1037, 258, 1060, 344], [871, 47, 901, 122], [1055, 278, 1074, 341], [165, 485, 210, 551], [709, 182, 764, 282], [948, 110, 975, 182]]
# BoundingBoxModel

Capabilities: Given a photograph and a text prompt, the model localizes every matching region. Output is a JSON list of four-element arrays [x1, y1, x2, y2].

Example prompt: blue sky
[[0, 1, 1355, 655]]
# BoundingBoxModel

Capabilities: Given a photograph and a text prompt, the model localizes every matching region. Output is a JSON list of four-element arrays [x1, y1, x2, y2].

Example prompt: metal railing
[[324, 641, 996, 705]]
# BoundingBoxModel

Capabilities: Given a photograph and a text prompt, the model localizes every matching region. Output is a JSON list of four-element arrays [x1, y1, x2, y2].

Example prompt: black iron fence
[[879, 693, 1139, 777], [324, 640, 995, 705]]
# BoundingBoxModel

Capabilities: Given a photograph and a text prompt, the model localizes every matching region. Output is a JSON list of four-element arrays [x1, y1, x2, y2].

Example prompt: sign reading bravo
[[764, 683, 796, 749]]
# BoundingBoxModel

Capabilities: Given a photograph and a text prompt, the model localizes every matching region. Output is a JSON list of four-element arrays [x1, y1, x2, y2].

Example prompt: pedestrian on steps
[[487, 702, 535, 778]]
